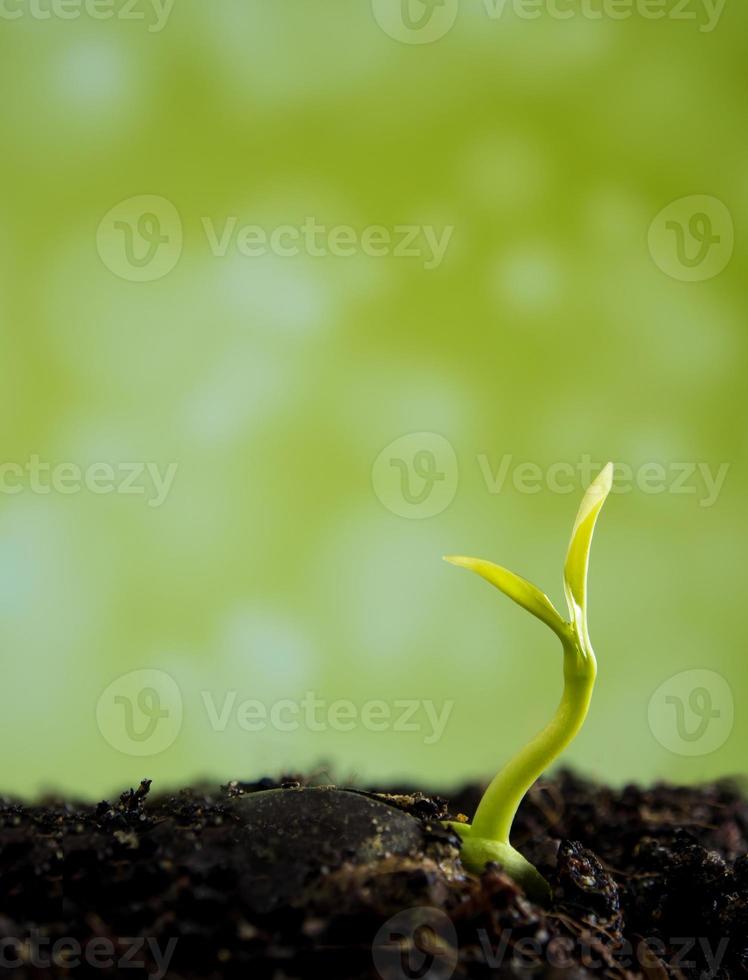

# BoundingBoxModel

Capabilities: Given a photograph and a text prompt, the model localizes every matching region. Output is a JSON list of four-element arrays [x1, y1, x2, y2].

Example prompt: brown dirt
[[1, 771, 747, 978]]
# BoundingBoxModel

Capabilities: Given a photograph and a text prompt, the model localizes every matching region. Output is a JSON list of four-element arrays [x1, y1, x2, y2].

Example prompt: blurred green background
[[0, 1, 745, 799]]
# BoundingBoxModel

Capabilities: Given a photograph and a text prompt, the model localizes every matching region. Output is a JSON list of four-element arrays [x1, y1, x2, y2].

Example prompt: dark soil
[[2, 771, 747, 979]]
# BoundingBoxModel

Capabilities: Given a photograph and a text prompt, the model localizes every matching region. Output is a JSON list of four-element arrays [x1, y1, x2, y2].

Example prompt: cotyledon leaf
[[443, 555, 567, 640]]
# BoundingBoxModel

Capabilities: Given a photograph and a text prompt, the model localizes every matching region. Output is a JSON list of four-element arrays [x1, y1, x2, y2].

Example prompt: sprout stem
[[471, 631, 595, 843], [442, 463, 613, 898]]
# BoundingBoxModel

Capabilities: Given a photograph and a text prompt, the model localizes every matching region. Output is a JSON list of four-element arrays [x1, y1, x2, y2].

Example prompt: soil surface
[[1, 771, 747, 979]]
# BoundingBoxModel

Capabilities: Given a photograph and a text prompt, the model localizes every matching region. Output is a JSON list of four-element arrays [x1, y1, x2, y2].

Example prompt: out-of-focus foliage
[[0, 1, 745, 797]]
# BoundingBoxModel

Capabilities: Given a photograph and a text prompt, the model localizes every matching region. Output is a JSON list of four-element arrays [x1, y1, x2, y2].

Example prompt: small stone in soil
[[229, 785, 429, 911]]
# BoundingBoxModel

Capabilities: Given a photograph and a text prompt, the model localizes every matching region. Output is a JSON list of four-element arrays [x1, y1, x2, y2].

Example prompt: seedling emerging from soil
[[443, 463, 614, 901]]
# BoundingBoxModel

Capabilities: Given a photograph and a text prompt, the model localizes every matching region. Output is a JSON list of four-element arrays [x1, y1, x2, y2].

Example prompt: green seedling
[[442, 463, 614, 902]]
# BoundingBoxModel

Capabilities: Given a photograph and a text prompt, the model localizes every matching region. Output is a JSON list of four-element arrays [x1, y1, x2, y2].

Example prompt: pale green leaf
[[563, 462, 614, 629], [444, 555, 567, 639]]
